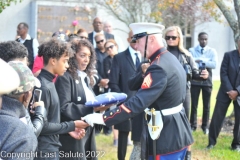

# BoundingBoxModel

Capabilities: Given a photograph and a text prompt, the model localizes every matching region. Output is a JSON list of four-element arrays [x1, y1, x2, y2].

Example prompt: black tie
[[135, 53, 140, 68], [201, 48, 204, 54]]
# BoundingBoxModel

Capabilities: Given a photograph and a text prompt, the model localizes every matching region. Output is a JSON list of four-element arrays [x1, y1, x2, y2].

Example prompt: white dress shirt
[[129, 46, 141, 66], [77, 70, 95, 102]]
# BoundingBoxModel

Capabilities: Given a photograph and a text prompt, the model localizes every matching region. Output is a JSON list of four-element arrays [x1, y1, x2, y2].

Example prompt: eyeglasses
[[165, 36, 178, 40], [80, 36, 87, 40], [105, 45, 115, 51], [96, 39, 104, 44]]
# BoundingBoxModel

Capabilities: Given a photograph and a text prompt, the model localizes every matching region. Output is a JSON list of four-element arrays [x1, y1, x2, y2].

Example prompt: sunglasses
[[96, 39, 104, 44], [165, 36, 178, 40], [106, 45, 115, 51]]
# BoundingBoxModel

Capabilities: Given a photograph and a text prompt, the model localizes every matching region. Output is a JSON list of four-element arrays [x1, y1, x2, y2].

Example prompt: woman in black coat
[[55, 40, 104, 160], [163, 26, 209, 160]]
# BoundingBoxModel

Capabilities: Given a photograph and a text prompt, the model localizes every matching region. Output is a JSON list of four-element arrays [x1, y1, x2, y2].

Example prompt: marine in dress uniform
[[83, 23, 193, 160]]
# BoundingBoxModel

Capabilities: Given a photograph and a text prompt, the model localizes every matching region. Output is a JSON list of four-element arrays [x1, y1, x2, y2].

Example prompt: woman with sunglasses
[[103, 39, 118, 79], [164, 26, 208, 160]]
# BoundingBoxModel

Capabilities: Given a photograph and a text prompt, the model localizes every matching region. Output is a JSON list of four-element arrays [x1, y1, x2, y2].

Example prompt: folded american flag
[[85, 92, 127, 107]]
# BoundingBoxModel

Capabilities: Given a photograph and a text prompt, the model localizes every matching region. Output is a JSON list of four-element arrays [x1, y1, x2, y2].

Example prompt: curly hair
[[68, 40, 97, 87], [38, 38, 74, 66], [0, 41, 28, 62]]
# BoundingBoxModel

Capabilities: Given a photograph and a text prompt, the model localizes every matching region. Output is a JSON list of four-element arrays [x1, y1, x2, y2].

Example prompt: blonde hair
[[164, 26, 190, 56]]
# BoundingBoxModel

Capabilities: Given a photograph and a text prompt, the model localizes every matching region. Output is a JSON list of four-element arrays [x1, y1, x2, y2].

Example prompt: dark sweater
[[37, 69, 75, 153], [0, 96, 37, 160]]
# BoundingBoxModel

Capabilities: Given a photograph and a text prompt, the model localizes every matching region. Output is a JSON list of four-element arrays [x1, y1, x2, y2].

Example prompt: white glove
[[144, 108, 151, 115], [82, 113, 105, 127]]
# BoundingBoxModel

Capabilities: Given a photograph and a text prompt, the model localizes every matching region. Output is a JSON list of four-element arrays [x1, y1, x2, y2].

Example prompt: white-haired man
[[83, 23, 193, 159]]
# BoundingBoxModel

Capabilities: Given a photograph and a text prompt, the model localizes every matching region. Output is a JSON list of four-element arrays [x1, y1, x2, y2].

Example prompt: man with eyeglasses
[[189, 32, 217, 135], [88, 17, 114, 48], [83, 23, 193, 160]]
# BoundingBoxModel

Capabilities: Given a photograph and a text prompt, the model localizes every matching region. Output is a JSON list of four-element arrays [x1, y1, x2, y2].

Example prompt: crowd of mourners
[[1, 15, 240, 160]]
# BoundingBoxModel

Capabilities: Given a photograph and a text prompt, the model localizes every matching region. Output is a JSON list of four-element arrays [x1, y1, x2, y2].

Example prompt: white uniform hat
[[129, 23, 165, 42]]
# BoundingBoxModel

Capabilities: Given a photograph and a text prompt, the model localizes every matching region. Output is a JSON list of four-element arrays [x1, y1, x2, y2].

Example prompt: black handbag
[[181, 54, 192, 81]]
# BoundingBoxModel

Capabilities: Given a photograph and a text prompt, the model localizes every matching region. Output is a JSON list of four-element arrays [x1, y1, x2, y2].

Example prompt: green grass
[[95, 80, 237, 160]]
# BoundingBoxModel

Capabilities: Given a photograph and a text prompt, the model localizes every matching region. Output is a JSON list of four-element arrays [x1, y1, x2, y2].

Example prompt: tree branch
[[213, 0, 238, 37]]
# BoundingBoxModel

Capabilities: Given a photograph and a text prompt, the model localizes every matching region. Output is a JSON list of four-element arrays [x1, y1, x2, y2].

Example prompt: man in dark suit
[[108, 31, 141, 160], [206, 37, 240, 151], [88, 17, 114, 48]]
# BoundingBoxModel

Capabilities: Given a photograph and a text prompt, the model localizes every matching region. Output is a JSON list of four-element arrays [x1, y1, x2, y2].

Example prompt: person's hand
[[69, 128, 86, 140], [141, 63, 150, 74], [227, 90, 238, 100], [74, 120, 89, 129], [99, 79, 109, 88], [30, 101, 44, 114], [93, 104, 114, 112], [200, 69, 209, 79], [82, 113, 105, 127]]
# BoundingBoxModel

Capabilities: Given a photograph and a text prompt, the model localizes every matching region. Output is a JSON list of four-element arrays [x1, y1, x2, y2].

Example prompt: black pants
[[183, 88, 191, 120], [118, 131, 129, 160], [190, 85, 212, 130], [209, 100, 240, 148]]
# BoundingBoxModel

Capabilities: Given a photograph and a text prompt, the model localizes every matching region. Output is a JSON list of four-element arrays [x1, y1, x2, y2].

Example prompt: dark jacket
[[103, 55, 113, 78], [109, 48, 137, 132], [103, 48, 193, 156], [26, 105, 47, 137], [93, 48, 108, 95], [217, 50, 240, 102], [55, 71, 96, 160], [88, 31, 114, 45], [0, 96, 37, 160], [37, 69, 75, 153], [168, 46, 204, 86]]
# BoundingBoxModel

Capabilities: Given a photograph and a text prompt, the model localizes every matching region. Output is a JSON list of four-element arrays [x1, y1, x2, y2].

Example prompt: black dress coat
[[88, 32, 114, 45], [108, 48, 137, 132], [103, 55, 113, 78], [217, 50, 240, 101], [55, 71, 96, 160]]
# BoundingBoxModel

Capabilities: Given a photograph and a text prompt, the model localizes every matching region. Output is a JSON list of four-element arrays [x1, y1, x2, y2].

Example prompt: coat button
[[110, 112, 113, 115], [75, 80, 79, 84], [104, 116, 107, 119], [77, 96, 81, 101], [117, 109, 119, 112]]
